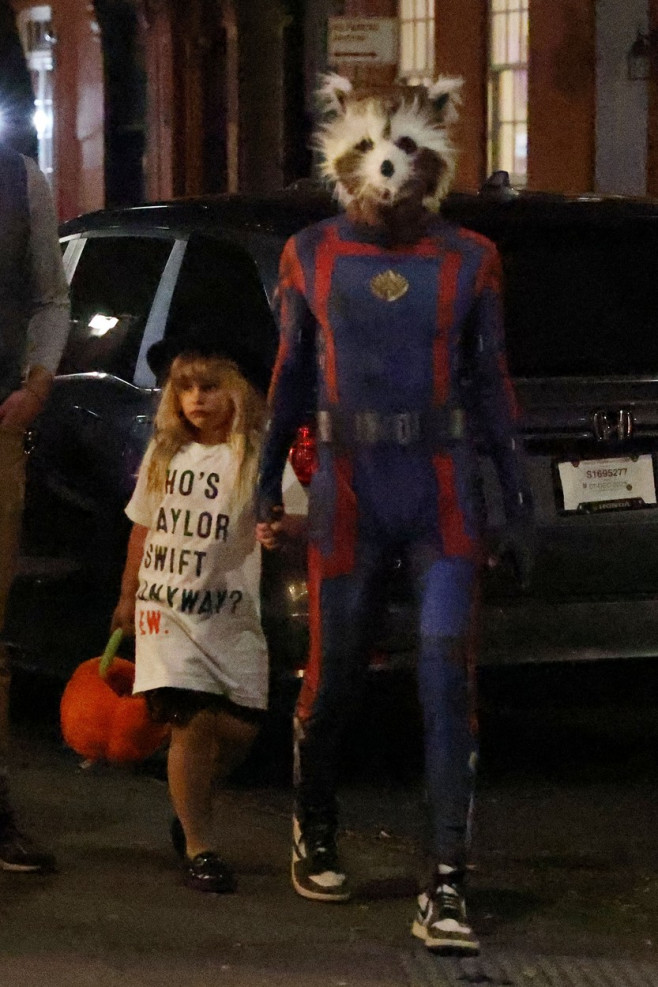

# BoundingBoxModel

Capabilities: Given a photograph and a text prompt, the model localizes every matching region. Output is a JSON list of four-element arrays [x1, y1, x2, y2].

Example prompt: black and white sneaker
[[411, 871, 479, 954], [291, 811, 351, 902]]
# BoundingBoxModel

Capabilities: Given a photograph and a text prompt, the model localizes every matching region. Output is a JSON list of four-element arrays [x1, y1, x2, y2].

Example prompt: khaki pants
[[0, 428, 26, 763]]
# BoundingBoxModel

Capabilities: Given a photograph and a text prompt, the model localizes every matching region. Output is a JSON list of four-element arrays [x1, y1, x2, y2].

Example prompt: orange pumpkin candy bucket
[[60, 630, 170, 764]]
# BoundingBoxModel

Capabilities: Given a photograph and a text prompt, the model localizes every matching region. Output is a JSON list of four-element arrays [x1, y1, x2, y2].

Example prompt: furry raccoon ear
[[427, 76, 464, 124], [316, 72, 353, 116]]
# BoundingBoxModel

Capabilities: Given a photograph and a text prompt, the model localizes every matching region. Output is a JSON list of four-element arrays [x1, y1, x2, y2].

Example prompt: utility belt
[[316, 407, 466, 448]]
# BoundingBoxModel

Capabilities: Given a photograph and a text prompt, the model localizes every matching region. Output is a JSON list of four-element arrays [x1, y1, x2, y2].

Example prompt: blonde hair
[[147, 353, 266, 508]]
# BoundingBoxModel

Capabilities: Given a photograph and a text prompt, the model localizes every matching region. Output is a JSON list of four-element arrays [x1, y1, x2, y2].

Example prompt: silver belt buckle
[[355, 411, 381, 443], [450, 408, 465, 440], [317, 410, 332, 443]]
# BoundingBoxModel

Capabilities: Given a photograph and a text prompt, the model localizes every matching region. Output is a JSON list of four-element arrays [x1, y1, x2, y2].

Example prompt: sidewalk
[[2, 716, 657, 986]]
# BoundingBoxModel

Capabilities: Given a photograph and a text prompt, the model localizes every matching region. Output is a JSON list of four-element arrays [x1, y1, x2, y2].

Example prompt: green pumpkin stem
[[99, 629, 124, 679]]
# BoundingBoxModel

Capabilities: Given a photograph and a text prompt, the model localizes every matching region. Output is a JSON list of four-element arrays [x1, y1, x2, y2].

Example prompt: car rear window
[[59, 235, 174, 381], [498, 221, 658, 378]]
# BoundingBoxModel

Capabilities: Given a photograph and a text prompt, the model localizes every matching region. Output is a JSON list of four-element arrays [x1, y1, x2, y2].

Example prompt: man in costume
[[256, 74, 532, 953]]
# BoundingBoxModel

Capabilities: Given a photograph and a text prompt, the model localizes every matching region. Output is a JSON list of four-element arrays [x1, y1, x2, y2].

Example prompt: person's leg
[[0, 642, 14, 861], [167, 703, 260, 892], [0, 428, 54, 873], [411, 551, 480, 953], [168, 709, 220, 860], [212, 704, 261, 785], [0, 647, 11, 819], [292, 538, 382, 902], [0, 429, 25, 792], [417, 556, 479, 870]]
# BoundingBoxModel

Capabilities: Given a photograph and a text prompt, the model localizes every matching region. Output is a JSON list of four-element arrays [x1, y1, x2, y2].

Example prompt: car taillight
[[289, 425, 317, 486]]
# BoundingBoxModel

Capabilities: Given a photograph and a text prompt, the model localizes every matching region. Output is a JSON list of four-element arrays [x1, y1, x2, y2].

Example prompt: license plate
[[557, 455, 657, 513]]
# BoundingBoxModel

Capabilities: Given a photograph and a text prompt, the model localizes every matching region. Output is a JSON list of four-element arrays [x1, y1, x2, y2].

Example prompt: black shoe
[[411, 869, 479, 954], [0, 819, 57, 874], [185, 851, 236, 893], [170, 816, 186, 859], [291, 811, 350, 902]]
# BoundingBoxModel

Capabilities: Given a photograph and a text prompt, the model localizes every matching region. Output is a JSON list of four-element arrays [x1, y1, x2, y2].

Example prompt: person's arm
[[0, 157, 69, 429], [24, 156, 70, 378], [257, 235, 316, 547], [113, 443, 157, 633], [0, 363, 51, 427], [467, 242, 534, 586], [468, 242, 531, 520], [111, 523, 148, 637]]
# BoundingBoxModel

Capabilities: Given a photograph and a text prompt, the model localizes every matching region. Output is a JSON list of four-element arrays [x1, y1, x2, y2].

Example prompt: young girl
[[111, 338, 269, 893]]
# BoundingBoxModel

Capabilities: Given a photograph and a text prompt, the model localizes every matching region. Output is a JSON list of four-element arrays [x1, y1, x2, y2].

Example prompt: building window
[[398, 0, 435, 84], [17, 6, 55, 185], [488, 0, 528, 186]]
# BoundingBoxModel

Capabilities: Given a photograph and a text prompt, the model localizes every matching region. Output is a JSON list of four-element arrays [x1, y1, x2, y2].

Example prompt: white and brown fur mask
[[314, 73, 463, 241]]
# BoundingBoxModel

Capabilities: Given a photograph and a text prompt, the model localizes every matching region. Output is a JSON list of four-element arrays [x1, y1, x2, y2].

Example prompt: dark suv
[[6, 180, 658, 685], [443, 185, 658, 666]]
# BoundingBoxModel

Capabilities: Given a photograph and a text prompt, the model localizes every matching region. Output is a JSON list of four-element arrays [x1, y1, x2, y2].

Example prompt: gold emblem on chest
[[370, 269, 410, 302]]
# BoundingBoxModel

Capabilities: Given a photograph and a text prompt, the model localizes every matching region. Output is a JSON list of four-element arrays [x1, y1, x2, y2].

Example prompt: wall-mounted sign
[[327, 17, 398, 66]]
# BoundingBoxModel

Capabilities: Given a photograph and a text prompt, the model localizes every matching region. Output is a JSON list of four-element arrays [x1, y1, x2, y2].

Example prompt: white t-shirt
[[125, 441, 269, 710]]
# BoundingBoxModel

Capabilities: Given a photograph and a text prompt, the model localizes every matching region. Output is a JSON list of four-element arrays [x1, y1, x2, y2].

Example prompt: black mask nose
[[380, 159, 395, 178]]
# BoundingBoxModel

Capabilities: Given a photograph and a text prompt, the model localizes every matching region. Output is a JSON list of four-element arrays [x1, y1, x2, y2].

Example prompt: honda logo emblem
[[592, 409, 634, 442]]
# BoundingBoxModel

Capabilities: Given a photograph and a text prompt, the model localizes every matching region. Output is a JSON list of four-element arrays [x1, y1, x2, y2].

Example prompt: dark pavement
[[1, 661, 657, 986]]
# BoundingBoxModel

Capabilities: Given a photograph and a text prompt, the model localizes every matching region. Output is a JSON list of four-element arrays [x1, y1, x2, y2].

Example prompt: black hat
[[147, 322, 272, 395]]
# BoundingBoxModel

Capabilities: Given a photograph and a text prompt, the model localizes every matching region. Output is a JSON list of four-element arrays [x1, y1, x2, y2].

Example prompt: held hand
[[257, 512, 307, 551], [110, 596, 136, 638], [489, 518, 536, 591], [256, 505, 286, 550], [256, 520, 284, 551]]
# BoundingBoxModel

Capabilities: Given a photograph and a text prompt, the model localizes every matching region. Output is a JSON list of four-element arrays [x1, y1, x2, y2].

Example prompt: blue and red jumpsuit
[[258, 213, 530, 869]]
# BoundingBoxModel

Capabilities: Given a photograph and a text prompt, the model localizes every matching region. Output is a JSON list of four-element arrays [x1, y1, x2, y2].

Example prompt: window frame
[[17, 5, 56, 186], [398, 0, 436, 85], [487, 0, 529, 187]]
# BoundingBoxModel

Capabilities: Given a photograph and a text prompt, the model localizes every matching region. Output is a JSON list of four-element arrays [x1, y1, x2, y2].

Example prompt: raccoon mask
[[314, 73, 463, 243]]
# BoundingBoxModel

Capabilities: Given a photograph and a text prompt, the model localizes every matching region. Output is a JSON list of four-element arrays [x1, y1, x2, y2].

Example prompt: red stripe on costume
[[432, 453, 476, 558], [296, 456, 357, 723], [314, 228, 340, 403], [331, 233, 440, 257], [296, 543, 323, 724], [267, 331, 289, 404], [397, 236, 446, 256], [324, 456, 357, 578], [433, 252, 461, 404], [460, 227, 494, 250], [475, 246, 501, 297], [268, 240, 306, 403], [280, 237, 305, 291]]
